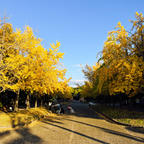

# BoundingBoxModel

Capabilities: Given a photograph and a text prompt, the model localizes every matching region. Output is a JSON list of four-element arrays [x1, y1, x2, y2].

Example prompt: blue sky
[[0, 0, 144, 87]]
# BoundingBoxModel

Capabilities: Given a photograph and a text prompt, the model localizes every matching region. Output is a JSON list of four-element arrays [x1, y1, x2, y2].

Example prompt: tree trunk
[[26, 93, 30, 109], [40, 99, 43, 107], [35, 95, 38, 108], [14, 89, 20, 111]]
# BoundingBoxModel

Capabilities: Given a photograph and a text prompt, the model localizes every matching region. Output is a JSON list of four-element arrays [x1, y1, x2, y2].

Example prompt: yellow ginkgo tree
[[82, 12, 144, 99], [0, 21, 71, 110]]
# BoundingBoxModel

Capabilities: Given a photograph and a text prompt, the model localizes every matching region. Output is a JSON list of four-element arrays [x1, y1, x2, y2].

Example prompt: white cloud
[[70, 80, 85, 83], [69, 79, 85, 87]]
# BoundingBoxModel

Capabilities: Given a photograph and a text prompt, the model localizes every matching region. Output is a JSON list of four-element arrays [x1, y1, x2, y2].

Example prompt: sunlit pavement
[[0, 101, 144, 144]]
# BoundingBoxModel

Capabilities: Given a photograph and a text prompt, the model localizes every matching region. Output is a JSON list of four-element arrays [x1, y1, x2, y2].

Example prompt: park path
[[0, 101, 144, 144]]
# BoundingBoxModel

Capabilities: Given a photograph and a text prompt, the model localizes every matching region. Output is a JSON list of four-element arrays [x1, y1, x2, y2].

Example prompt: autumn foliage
[[0, 20, 71, 110], [82, 12, 144, 100]]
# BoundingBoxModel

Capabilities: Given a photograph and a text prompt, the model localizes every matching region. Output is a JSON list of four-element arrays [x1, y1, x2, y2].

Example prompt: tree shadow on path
[[42, 120, 109, 144], [5, 128, 43, 144], [64, 118, 144, 143], [0, 131, 10, 138], [2, 111, 43, 144], [126, 126, 144, 134]]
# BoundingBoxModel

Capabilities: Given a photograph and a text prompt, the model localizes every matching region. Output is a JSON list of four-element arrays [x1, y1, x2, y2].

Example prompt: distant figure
[[51, 103, 61, 114], [67, 106, 75, 114], [50, 103, 65, 114], [60, 106, 65, 114]]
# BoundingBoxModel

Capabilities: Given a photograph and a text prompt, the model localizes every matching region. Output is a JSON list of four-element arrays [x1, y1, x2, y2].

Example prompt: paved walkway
[[0, 101, 144, 144]]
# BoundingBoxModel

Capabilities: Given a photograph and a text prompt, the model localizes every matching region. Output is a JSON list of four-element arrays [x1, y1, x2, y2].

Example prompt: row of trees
[[81, 12, 144, 104], [0, 20, 72, 111]]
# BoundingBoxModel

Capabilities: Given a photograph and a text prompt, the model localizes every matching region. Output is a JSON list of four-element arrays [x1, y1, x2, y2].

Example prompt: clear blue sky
[[0, 0, 144, 87]]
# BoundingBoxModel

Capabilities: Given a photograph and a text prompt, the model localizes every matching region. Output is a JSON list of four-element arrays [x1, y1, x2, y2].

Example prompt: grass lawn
[[93, 105, 144, 127]]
